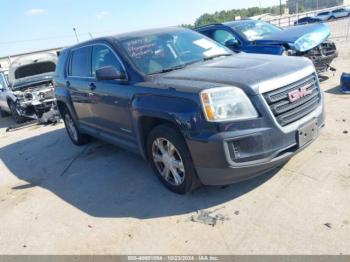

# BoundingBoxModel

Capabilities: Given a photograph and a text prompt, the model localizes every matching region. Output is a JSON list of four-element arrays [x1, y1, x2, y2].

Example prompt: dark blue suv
[[55, 27, 324, 194]]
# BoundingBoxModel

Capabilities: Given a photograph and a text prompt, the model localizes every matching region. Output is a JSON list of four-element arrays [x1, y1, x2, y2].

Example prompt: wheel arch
[[136, 116, 185, 160], [55, 87, 80, 125], [131, 94, 201, 159]]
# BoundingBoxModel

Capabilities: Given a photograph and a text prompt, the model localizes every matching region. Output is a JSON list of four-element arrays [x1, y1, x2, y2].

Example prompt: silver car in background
[[316, 8, 350, 21], [0, 53, 59, 123]]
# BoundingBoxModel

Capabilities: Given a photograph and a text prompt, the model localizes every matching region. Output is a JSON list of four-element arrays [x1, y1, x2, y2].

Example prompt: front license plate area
[[297, 120, 318, 147]]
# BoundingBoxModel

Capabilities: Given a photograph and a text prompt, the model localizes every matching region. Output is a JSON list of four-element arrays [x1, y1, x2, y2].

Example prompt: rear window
[[70, 46, 91, 77], [15, 62, 56, 79]]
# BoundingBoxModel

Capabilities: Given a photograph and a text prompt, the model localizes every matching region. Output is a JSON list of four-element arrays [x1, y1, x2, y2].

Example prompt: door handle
[[66, 81, 71, 88], [89, 83, 96, 91]]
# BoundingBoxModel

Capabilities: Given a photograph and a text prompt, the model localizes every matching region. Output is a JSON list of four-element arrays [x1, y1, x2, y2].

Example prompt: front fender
[[131, 94, 202, 158]]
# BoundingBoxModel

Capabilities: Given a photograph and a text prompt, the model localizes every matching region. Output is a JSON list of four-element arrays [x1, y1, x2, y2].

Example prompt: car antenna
[[89, 32, 94, 39], [73, 27, 79, 43]]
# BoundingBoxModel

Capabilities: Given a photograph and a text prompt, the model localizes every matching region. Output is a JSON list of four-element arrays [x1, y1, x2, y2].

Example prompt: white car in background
[[316, 8, 350, 21]]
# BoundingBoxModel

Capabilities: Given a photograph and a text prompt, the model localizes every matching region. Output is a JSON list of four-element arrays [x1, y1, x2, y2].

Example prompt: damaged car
[[0, 53, 60, 123], [196, 19, 338, 74], [55, 27, 324, 194]]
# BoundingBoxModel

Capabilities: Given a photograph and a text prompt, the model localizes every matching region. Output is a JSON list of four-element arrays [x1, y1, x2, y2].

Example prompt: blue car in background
[[196, 19, 338, 74], [294, 16, 323, 25]]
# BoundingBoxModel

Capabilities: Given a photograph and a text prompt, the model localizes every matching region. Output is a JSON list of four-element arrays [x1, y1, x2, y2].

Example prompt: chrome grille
[[263, 74, 321, 127]]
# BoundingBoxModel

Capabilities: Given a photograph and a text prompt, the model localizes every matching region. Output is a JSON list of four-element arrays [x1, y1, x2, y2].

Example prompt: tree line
[[181, 5, 286, 29]]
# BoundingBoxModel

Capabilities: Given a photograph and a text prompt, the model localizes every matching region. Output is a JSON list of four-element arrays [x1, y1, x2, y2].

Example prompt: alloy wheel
[[152, 138, 185, 186], [65, 114, 78, 142]]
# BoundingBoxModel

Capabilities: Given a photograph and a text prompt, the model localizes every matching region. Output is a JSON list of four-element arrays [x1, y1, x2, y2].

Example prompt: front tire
[[62, 108, 90, 146], [147, 124, 200, 194], [8, 101, 26, 124]]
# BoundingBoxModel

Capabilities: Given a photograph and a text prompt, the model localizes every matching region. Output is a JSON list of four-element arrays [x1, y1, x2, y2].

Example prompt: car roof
[[67, 26, 188, 49], [195, 19, 254, 30]]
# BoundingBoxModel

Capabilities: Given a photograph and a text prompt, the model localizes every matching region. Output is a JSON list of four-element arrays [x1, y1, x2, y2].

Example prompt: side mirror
[[225, 38, 240, 48], [0, 84, 4, 91], [96, 66, 125, 81]]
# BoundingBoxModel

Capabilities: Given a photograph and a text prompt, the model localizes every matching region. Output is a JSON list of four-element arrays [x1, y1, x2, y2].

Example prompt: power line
[[0, 29, 118, 45]]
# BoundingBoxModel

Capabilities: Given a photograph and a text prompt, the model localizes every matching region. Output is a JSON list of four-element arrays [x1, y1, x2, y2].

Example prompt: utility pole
[[280, 0, 283, 15], [296, 1, 299, 14], [73, 28, 79, 43]]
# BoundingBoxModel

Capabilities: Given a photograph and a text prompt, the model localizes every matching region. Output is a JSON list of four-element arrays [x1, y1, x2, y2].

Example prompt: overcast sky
[[0, 0, 285, 57]]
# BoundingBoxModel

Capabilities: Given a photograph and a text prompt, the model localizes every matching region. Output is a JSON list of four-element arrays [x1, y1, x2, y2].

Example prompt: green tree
[[186, 5, 286, 28]]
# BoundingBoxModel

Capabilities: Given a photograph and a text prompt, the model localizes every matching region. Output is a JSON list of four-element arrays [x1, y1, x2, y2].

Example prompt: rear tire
[[8, 101, 26, 124], [62, 107, 90, 146], [147, 124, 201, 194]]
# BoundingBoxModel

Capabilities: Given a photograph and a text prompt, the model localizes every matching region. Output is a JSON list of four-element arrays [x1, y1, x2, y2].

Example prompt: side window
[[212, 29, 238, 46], [91, 45, 124, 77], [199, 30, 211, 38], [70, 46, 91, 77]]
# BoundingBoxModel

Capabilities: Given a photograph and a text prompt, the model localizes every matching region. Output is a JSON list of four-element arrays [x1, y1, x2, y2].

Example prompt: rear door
[[338, 9, 348, 18], [332, 10, 341, 18], [88, 43, 134, 141], [66, 46, 95, 127]]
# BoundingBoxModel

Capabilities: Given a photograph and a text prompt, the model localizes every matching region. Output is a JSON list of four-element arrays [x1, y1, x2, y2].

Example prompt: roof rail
[[195, 23, 224, 29], [195, 19, 254, 30]]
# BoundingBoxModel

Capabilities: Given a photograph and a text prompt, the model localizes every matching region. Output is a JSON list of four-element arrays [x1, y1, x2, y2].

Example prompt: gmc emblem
[[288, 86, 312, 102]]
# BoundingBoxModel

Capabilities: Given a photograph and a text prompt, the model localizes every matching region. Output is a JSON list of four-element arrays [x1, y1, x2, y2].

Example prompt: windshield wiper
[[203, 53, 232, 61], [149, 64, 186, 75]]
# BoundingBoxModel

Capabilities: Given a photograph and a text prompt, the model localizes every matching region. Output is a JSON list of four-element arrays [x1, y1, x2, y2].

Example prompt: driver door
[[88, 43, 134, 141], [210, 29, 241, 52]]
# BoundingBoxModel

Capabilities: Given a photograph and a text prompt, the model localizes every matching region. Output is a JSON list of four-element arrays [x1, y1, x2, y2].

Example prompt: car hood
[[144, 53, 315, 95], [11, 73, 54, 91], [254, 23, 330, 52]]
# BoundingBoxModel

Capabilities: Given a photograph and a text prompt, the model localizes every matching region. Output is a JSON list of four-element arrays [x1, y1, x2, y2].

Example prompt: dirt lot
[[0, 41, 350, 255]]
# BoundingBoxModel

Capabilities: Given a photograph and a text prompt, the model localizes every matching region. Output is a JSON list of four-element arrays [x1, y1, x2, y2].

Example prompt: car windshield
[[227, 20, 281, 41], [318, 12, 330, 15], [118, 29, 232, 75]]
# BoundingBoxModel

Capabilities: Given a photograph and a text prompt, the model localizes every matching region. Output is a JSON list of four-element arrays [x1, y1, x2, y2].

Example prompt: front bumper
[[301, 41, 338, 74], [187, 95, 325, 186]]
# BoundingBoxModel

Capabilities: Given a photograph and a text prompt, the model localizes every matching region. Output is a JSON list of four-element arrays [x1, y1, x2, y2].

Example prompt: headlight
[[282, 49, 297, 56], [200, 87, 258, 122], [294, 31, 329, 52]]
